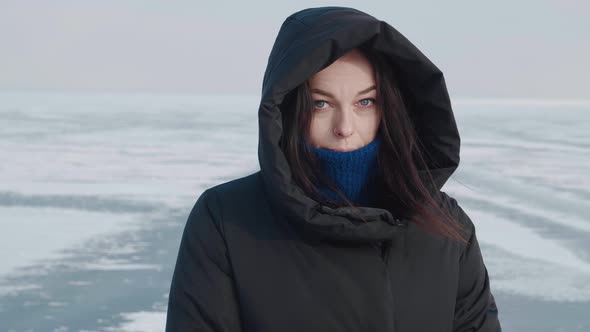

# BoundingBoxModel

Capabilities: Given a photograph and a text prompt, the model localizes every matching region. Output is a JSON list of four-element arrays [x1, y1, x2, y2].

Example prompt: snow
[[0, 92, 589, 330], [0, 206, 141, 276], [105, 311, 167, 332]]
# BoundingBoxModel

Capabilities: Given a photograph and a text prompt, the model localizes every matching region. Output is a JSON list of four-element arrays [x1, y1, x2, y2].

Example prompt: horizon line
[[1, 89, 589, 107]]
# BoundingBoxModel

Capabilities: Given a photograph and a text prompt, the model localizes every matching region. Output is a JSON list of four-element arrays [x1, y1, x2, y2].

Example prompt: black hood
[[257, 6, 460, 244]]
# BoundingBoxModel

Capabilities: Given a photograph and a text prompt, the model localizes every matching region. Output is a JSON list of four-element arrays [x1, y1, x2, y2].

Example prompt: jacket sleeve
[[452, 200, 502, 332], [165, 189, 243, 332]]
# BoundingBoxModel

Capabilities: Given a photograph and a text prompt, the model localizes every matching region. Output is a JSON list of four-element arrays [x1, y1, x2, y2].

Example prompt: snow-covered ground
[[444, 101, 590, 306], [0, 91, 588, 331]]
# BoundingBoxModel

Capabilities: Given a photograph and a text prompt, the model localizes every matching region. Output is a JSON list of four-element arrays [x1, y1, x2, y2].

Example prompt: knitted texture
[[311, 135, 381, 206]]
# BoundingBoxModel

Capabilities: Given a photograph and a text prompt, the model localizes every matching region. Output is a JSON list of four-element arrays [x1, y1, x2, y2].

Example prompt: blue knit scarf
[[310, 135, 381, 206]]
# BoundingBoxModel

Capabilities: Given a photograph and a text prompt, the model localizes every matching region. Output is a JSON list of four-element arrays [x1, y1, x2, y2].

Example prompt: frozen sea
[[0, 91, 588, 331]]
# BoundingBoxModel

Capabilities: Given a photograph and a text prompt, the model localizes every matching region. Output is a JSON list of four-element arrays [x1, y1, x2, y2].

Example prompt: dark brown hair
[[280, 45, 468, 245]]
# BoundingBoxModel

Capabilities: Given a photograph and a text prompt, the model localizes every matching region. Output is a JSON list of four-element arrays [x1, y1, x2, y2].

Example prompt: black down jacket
[[166, 6, 501, 332]]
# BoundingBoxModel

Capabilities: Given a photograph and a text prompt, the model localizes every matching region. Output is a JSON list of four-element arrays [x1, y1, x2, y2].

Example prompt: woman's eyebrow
[[356, 85, 376, 96], [311, 85, 376, 98]]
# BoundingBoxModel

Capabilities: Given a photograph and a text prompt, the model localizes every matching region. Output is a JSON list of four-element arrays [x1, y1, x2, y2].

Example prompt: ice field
[[0, 91, 588, 331]]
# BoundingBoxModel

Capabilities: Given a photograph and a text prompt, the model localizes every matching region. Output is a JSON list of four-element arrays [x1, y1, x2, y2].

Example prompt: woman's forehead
[[308, 50, 375, 91]]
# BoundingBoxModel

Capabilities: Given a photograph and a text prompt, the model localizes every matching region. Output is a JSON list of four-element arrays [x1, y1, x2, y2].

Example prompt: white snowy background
[[1, 92, 588, 331]]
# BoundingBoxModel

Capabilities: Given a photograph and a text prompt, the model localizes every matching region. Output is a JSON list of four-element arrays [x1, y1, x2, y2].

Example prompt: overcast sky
[[1, 0, 588, 99]]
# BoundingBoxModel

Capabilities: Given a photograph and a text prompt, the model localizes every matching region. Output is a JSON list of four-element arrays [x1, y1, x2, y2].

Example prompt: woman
[[166, 6, 501, 332]]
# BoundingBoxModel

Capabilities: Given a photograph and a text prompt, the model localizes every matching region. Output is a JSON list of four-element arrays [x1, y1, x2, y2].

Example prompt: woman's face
[[307, 48, 381, 152]]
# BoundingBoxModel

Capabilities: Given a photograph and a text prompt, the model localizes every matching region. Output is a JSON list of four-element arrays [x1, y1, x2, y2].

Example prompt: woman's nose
[[333, 109, 354, 138]]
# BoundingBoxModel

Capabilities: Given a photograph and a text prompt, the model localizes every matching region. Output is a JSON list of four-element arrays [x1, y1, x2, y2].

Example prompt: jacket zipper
[[379, 240, 392, 261], [381, 218, 407, 331]]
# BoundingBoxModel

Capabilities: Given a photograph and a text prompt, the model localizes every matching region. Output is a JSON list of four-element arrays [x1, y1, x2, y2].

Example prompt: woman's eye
[[313, 101, 329, 110], [358, 98, 376, 107]]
